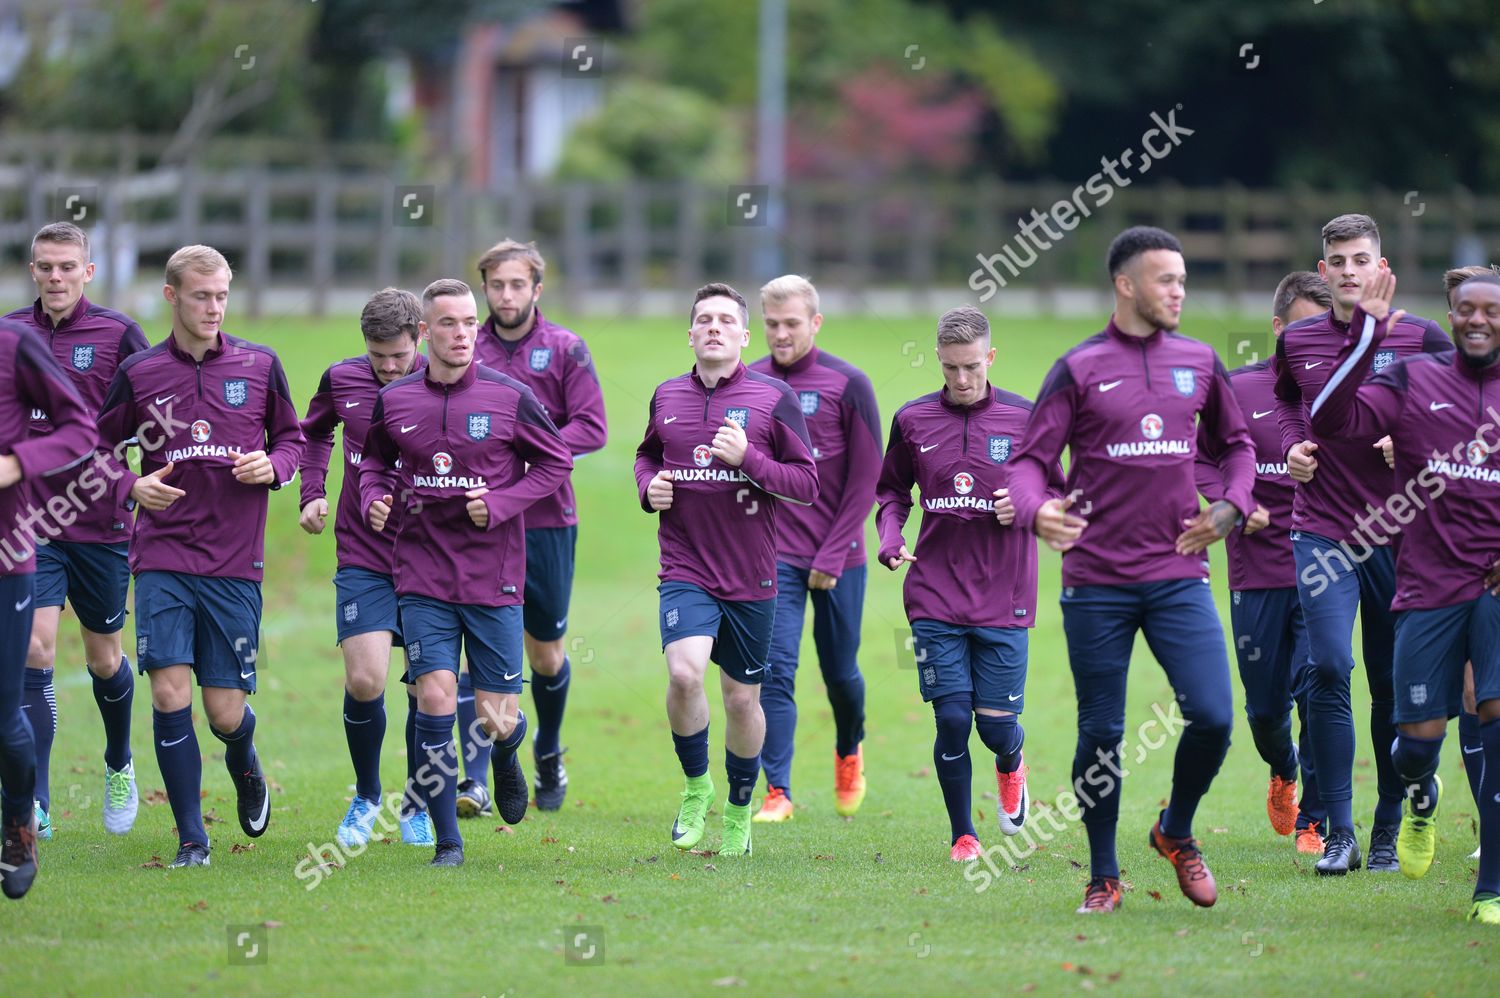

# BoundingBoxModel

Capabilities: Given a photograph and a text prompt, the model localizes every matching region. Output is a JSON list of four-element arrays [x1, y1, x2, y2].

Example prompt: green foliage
[[553, 80, 746, 182]]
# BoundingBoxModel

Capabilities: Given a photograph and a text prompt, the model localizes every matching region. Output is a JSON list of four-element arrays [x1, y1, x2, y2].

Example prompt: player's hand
[[992, 487, 1016, 526], [466, 487, 490, 529], [647, 469, 674, 511], [0, 454, 20, 490], [1243, 503, 1270, 535], [1358, 265, 1406, 328], [1486, 557, 1500, 596], [884, 545, 917, 571], [1376, 435, 1394, 468], [1176, 500, 1241, 555], [1287, 441, 1319, 483], [808, 569, 839, 590], [1034, 495, 1088, 552], [130, 462, 185, 511], [228, 448, 274, 485], [368, 494, 393, 532], [710, 417, 749, 467], [299, 498, 329, 535]]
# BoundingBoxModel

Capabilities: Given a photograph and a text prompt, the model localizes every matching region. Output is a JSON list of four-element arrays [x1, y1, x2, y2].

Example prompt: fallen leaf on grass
[[908, 768, 931, 779], [1147, 890, 1163, 901], [143, 789, 169, 805], [263, 921, 282, 929], [494, 826, 514, 835], [140, 857, 165, 869], [187, 900, 209, 912], [601, 894, 618, 904], [230, 843, 255, 854]]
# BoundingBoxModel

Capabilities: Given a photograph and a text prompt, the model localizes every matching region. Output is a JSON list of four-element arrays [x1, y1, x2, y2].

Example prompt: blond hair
[[165, 245, 232, 289], [760, 274, 819, 318]]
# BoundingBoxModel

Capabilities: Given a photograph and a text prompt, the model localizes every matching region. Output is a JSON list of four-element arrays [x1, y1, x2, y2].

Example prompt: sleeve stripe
[[1309, 313, 1375, 418]]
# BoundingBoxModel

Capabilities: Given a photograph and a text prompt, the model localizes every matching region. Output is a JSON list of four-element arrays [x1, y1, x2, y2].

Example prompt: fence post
[[620, 181, 646, 317], [245, 169, 270, 320], [311, 170, 335, 318]]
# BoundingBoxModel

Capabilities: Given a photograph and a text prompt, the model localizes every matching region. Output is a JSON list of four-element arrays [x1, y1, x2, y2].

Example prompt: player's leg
[[336, 630, 392, 847], [1293, 531, 1365, 873], [465, 603, 528, 825], [1289, 602, 1327, 853], [970, 626, 1027, 837], [395, 650, 433, 846], [660, 582, 718, 849], [399, 595, 464, 864], [136, 571, 208, 866], [199, 577, 268, 840], [1470, 597, 1500, 924], [1140, 578, 1234, 908], [0, 573, 41, 899], [712, 593, 774, 857], [913, 621, 982, 858], [754, 562, 807, 822], [1059, 585, 1138, 912], [66, 541, 136, 834], [22, 541, 64, 835], [1231, 588, 1300, 836], [1460, 663, 1483, 860], [454, 668, 491, 818], [810, 563, 868, 817], [524, 525, 575, 811], [1356, 545, 1404, 869]]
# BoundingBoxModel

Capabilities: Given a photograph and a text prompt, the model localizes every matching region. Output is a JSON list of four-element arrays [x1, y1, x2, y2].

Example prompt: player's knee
[[1310, 654, 1353, 689], [1076, 720, 1125, 753], [26, 635, 56, 670], [345, 669, 385, 702], [528, 641, 566, 676], [666, 662, 702, 696], [205, 700, 245, 732], [932, 695, 973, 742], [721, 681, 761, 717]]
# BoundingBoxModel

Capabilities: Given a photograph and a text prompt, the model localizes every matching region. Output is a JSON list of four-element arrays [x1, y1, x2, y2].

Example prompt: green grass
[[5, 311, 1494, 996]]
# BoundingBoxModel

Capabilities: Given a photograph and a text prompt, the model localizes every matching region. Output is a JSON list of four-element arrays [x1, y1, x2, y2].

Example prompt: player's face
[[762, 297, 821, 367], [690, 296, 748, 365], [422, 293, 480, 371], [1318, 237, 1385, 313], [1272, 295, 1326, 336], [165, 267, 230, 344], [1122, 249, 1186, 331], [30, 239, 94, 318], [936, 338, 995, 406], [365, 334, 421, 384], [483, 258, 541, 331], [1448, 282, 1500, 368]]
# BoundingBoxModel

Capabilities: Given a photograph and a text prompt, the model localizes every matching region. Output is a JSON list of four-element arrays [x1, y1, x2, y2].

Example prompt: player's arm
[[558, 337, 608, 458], [298, 366, 339, 510], [258, 355, 306, 489], [874, 412, 919, 569], [1419, 316, 1451, 355], [359, 394, 399, 529], [1308, 310, 1403, 441], [1198, 356, 1256, 522], [737, 387, 819, 506], [2, 333, 96, 487], [96, 362, 177, 510], [473, 387, 573, 529], [634, 388, 670, 513], [811, 372, 882, 578], [1008, 358, 1079, 533], [1271, 334, 1322, 483]]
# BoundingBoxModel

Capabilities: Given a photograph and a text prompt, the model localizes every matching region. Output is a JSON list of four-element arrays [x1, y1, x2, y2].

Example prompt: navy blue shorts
[[523, 526, 577, 642], [909, 618, 1028, 711], [34, 540, 130, 633], [333, 566, 404, 646], [400, 595, 523, 694], [1392, 594, 1500, 723], [658, 581, 775, 685], [1229, 587, 1311, 723], [133, 571, 262, 692], [766, 562, 866, 692]]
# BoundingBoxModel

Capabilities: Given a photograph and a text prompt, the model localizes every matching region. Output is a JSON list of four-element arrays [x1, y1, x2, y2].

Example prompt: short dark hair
[[360, 288, 422, 343], [1453, 272, 1500, 300], [421, 278, 474, 313], [32, 221, 90, 260], [476, 239, 545, 286], [1321, 213, 1380, 255], [690, 282, 748, 327], [1272, 271, 1332, 323], [1444, 264, 1500, 305], [1106, 226, 1182, 279]]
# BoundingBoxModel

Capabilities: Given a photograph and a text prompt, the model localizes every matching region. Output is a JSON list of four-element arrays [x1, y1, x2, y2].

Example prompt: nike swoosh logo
[[344, 401, 360, 409], [400, 424, 418, 433], [1464, 745, 1484, 755], [1430, 401, 1454, 411], [663, 415, 678, 424], [456, 695, 475, 704], [503, 671, 521, 681], [155, 394, 176, 405], [343, 715, 373, 725], [1099, 380, 1122, 392], [105, 610, 124, 624], [744, 667, 764, 675], [160, 734, 190, 748], [1304, 361, 1323, 370], [420, 742, 448, 752], [104, 690, 130, 703], [545, 680, 567, 691], [920, 443, 939, 453], [1252, 410, 1273, 419], [14, 596, 31, 612], [1007, 693, 1022, 702], [555, 619, 567, 630], [940, 752, 965, 761], [240, 670, 255, 680]]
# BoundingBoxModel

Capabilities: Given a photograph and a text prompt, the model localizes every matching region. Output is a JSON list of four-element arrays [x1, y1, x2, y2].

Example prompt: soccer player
[[634, 283, 818, 857], [1308, 266, 1500, 924], [1272, 214, 1451, 875], [464, 239, 607, 815], [1196, 272, 1330, 853], [747, 275, 879, 823], [1008, 226, 1256, 913], [96, 245, 305, 868], [6, 222, 149, 839], [299, 288, 434, 847], [359, 278, 572, 866], [876, 305, 1061, 861], [0, 318, 97, 898]]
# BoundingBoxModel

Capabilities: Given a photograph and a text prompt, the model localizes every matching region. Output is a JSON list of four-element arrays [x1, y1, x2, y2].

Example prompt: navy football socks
[[456, 671, 490, 786], [153, 706, 205, 846], [21, 667, 55, 811], [414, 711, 461, 847], [827, 676, 866, 759], [532, 657, 570, 756], [1391, 732, 1444, 818], [672, 724, 710, 779], [1460, 710, 1485, 809], [343, 691, 386, 802], [1477, 717, 1500, 896], [975, 713, 1024, 773], [492, 710, 527, 773], [1248, 716, 1298, 781], [92, 656, 135, 771], [933, 697, 975, 843], [725, 749, 760, 808], [211, 705, 257, 775]]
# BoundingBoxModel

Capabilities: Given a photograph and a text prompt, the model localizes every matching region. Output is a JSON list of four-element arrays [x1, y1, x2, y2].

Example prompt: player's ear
[[163, 283, 176, 306], [84, 261, 96, 283]]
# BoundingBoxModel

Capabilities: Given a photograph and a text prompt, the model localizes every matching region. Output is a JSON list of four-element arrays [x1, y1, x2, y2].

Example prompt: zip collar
[[1104, 317, 1164, 347], [770, 345, 820, 378], [32, 294, 90, 332], [166, 330, 226, 363], [939, 383, 994, 414], [424, 359, 478, 394], [691, 361, 747, 392]]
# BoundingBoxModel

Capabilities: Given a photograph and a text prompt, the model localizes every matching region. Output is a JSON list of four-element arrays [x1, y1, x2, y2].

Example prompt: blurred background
[[1, 0, 1498, 320]]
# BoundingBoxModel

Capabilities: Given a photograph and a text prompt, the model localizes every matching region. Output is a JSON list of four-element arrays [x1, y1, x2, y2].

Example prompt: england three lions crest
[[223, 378, 249, 408], [467, 412, 491, 441], [1171, 367, 1196, 397], [799, 391, 821, 417], [71, 344, 95, 371], [1372, 349, 1396, 374], [529, 348, 552, 371], [988, 435, 1012, 464], [724, 407, 749, 429]]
